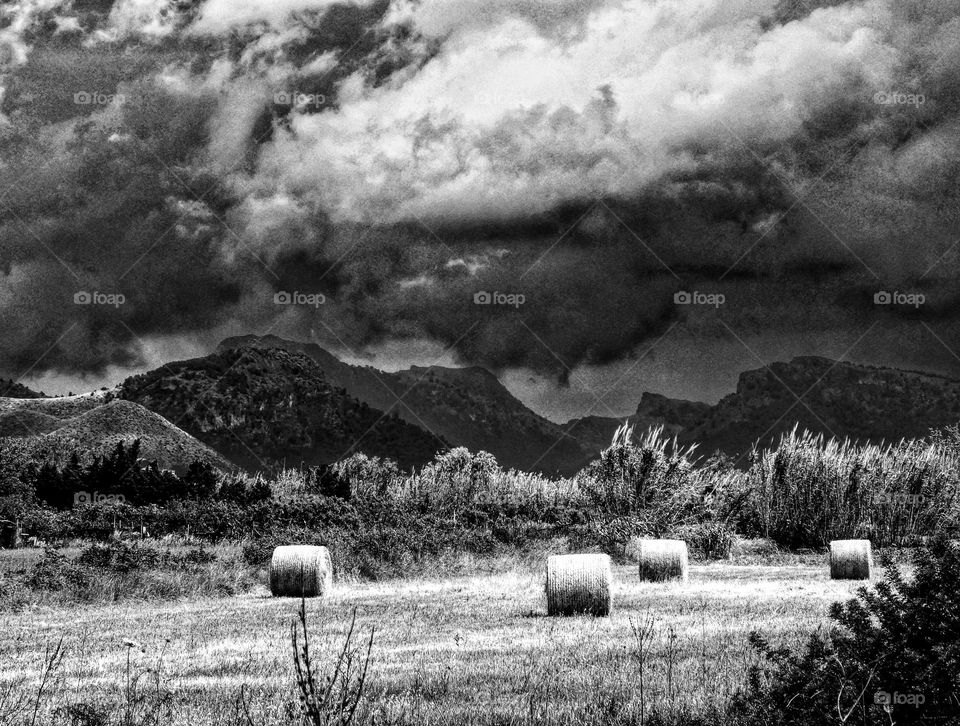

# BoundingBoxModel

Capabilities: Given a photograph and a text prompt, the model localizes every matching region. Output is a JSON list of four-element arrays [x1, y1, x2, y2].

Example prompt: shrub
[[77, 541, 218, 573], [0, 572, 31, 612], [578, 424, 700, 517], [219, 473, 272, 505], [414, 448, 501, 513], [27, 547, 93, 593], [182, 460, 219, 499], [23, 543, 251, 603], [673, 522, 736, 560], [242, 537, 277, 566], [309, 464, 352, 500], [333, 453, 401, 499], [730, 537, 960, 725]]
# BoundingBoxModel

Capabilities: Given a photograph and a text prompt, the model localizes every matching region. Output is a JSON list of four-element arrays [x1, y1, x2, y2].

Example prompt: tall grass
[[13, 420, 960, 566], [329, 423, 960, 551], [752, 427, 960, 547], [577, 424, 699, 515]]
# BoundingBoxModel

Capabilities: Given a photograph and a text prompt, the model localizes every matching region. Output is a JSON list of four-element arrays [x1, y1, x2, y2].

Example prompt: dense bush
[[76, 540, 215, 571], [730, 538, 960, 725], [4, 421, 960, 576], [27, 547, 93, 593], [10, 542, 253, 606], [578, 424, 698, 517], [672, 521, 736, 560], [33, 441, 193, 507]]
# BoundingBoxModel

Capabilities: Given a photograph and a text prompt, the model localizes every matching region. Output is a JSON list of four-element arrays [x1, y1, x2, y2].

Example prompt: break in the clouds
[[2, 0, 960, 398]]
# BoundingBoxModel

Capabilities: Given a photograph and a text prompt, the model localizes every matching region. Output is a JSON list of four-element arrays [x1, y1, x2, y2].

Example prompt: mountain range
[[566, 356, 960, 461], [3, 340, 960, 475], [117, 346, 447, 471], [217, 335, 591, 474]]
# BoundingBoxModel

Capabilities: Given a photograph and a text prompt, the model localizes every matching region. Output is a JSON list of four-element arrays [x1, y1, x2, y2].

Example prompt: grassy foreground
[[0, 555, 877, 726]]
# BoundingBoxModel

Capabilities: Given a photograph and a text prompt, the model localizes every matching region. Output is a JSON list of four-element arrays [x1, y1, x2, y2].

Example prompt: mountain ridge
[[566, 356, 960, 460], [119, 346, 449, 472], [217, 335, 594, 474]]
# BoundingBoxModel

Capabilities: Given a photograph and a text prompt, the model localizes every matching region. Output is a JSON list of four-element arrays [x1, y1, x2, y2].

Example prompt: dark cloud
[[2, 0, 960, 397]]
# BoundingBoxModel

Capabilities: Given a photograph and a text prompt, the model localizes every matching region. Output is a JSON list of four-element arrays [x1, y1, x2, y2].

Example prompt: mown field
[[0, 551, 880, 726]]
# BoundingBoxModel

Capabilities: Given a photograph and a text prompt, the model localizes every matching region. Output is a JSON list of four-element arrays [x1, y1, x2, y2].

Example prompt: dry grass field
[[0, 553, 881, 726]]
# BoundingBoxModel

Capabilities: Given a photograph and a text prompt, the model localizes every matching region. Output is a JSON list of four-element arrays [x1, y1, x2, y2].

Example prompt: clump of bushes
[[0, 571, 31, 612], [7, 541, 255, 606], [578, 424, 699, 517], [5, 421, 960, 586], [672, 522, 736, 560], [729, 537, 960, 725]]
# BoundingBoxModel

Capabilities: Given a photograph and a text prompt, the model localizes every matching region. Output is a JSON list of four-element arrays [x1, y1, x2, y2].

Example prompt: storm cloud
[[2, 0, 960, 402]]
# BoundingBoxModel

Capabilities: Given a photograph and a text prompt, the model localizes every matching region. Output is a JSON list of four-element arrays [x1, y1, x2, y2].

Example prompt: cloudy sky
[[2, 0, 960, 421]]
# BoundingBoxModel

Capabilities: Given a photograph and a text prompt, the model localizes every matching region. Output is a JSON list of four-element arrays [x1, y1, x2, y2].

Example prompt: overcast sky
[[2, 0, 960, 421]]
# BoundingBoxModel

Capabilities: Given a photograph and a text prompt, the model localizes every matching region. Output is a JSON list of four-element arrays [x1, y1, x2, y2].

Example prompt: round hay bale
[[637, 539, 689, 581], [829, 539, 872, 580], [269, 545, 333, 598], [545, 553, 612, 616]]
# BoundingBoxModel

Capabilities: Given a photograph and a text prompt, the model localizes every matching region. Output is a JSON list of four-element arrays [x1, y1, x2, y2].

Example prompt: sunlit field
[[0, 554, 878, 726]]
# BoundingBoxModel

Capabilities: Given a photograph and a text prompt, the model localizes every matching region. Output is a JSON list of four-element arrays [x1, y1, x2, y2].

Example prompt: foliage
[[751, 428, 960, 548], [4, 419, 960, 583], [334, 453, 401, 500], [672, 522, 736, 560], [578, 424, 699, 516], [31, 441, 209, 508], [730, 538, 960, 725], [8, 542, 252, 606]]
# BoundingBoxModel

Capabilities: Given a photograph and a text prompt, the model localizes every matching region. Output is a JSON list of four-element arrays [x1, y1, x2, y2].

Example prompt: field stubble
[[0, 557, 872, 725]]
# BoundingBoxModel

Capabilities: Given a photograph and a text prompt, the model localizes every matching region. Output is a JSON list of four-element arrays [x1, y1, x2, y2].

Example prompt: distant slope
[[217, 335, 593, 475], [0, 395, 230, 472], [119, 347, 448, 471], [0, 379, 45, 398], [0, 390, 105, 419], [685, 356, 960, 456], [559, 415, 622, 456], [564, 393, 713, 454], [566, 357, 960, 461], [0, 409, 62, 436]]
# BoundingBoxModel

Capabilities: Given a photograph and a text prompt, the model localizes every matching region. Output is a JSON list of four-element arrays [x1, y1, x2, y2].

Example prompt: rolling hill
[[0, 394, 230, 472], [0, 379, 45, 399]]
